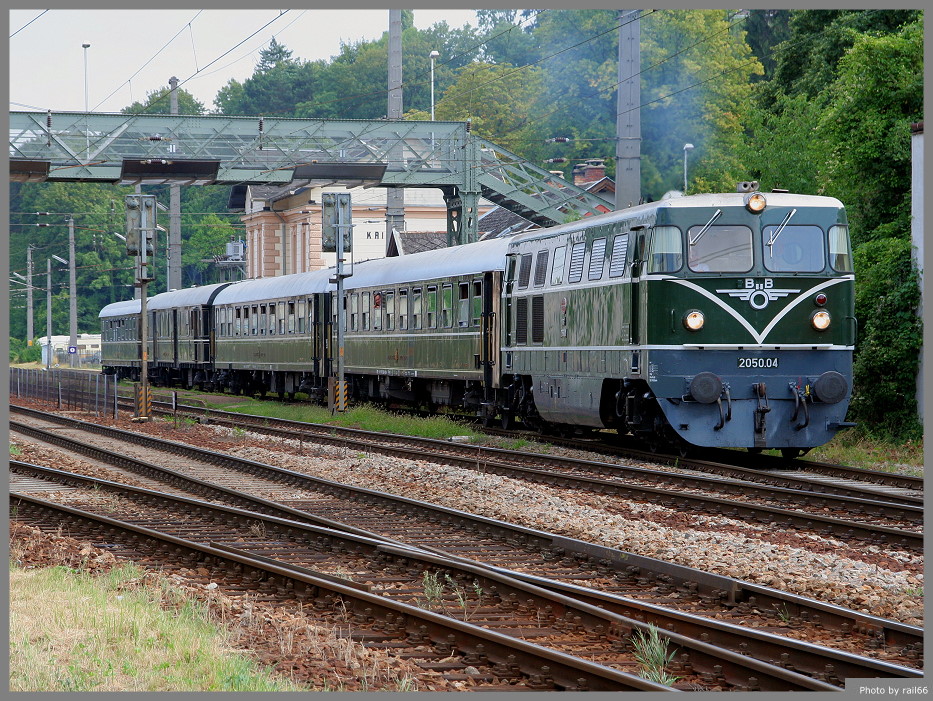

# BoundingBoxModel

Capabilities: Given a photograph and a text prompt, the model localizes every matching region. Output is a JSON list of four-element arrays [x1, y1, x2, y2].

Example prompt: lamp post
[[429, 50, 439, 120], [82, 43, 90, 160], [683, 143, 694, 194], [50, 255, 69, 369], [37, 215, 79, 366]]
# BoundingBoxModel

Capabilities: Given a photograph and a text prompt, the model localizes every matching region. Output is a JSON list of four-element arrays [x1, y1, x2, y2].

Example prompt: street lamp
[[429, 50, 439, 120], [683, 143, 694, 194]]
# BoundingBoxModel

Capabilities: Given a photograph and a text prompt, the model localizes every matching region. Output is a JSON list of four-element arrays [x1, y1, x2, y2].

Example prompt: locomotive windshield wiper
[[766, 208, 797, 254], [688, 209, 722, 246]]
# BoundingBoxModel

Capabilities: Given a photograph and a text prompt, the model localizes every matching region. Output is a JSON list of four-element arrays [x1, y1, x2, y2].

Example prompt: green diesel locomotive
[[101, 186, 855, 455]]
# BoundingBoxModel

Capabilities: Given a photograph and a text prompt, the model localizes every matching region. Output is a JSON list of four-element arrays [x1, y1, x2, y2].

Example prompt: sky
[[8, 8, 479, 114]]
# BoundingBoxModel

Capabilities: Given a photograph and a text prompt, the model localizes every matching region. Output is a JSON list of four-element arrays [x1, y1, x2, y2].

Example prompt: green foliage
[[9, 338, 41, 364], [122, 87, 205, 116], [819, 19, 922, 245], [850, 238, 922, 440]]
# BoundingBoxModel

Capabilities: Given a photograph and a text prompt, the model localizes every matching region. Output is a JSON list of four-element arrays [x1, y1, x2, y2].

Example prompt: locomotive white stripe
[[505, 344, 853, 352], [667, 276, 853, 344]]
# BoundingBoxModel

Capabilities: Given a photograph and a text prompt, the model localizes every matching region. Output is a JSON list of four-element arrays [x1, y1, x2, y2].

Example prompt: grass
[[10, 441, 22, 456], [9, 562, 304, 692], [802, 432, 923, 475], [630, 625, 680, 687]]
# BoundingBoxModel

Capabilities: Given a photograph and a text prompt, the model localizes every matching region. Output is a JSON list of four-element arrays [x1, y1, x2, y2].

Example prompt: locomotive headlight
[[811, 310, 831, 331], [683, 310, 705, 331], [744, 192, 767, 213]]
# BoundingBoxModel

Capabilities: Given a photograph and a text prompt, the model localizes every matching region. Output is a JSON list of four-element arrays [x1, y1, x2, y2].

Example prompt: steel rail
[[9, 414, 923, 652], [13, 466, 912, 689]]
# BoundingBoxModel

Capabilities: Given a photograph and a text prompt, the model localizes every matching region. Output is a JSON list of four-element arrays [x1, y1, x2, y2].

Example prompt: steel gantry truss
[[10, 111, 610, 244]]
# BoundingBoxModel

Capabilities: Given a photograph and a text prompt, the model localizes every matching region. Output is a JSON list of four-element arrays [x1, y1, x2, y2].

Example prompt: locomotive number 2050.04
[[738, 357, 779, 368]]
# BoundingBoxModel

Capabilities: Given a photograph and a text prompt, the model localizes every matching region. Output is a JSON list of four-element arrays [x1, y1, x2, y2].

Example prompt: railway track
[[9, 411, 923, 680], [10, 462, 921, 690], [11, 403, 922, 552]]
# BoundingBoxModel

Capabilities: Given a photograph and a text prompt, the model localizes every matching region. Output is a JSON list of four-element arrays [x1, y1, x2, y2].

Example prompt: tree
[[256, 36, 293, 71], [181, 214, 238, 286], [405, 61, 548, 158], [122, 86, 205, 115], [818, 19, 923, 245]]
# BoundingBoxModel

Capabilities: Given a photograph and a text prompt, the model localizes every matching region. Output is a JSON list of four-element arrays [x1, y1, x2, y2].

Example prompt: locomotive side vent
[[531, 296, 545, 343], [515, 298, 528, 345]]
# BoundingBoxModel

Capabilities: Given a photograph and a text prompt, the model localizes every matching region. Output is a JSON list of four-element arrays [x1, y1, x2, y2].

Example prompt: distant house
[[228, 183, 492, 278]]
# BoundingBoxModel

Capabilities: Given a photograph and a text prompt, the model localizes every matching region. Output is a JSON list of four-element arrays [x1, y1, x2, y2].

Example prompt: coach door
[[629, 227, 647, 372]]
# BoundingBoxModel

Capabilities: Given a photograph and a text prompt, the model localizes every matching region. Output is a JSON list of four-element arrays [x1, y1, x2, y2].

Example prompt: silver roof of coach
[[99, 298, 141, 318], [212, 268, 334, 305], [344, 237, 511, 291], [147, 282, 234, 311]]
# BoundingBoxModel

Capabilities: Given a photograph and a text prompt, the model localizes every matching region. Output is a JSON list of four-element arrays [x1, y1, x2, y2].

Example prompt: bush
[[9, 338, 41, 364], [850, 238, 922, 440]]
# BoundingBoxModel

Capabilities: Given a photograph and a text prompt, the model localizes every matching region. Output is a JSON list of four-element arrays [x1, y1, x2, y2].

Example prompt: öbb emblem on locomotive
[[716, 278, 800, 310]]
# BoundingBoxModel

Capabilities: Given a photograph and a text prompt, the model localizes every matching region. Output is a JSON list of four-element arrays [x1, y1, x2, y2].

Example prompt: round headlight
[[684, 310, 705, 331], [811, 310, 831, 331], [744, 192, 767, 213]]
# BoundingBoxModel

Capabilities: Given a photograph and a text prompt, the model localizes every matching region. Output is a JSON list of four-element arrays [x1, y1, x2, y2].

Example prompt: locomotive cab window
[[647, 227, 683, 273], [829, 225, 853, 273], [764, 225, 825, 272], [688, 224, 753, 273]]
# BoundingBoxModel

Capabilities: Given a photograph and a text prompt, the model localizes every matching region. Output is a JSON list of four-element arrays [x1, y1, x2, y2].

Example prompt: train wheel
[[500, 412, 514, 430]]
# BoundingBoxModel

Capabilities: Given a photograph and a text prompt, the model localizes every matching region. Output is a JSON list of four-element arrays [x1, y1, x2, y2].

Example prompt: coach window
[[568, 241, 586, 283], [385, 291, 395, 331], [411, 287, 422, 330], [278, 301, 286, 334], [398, 288, 408, 330], [297, 300, 306, 333], [647, 227, 683, 273], [517, 253, 533, 288], [251, 306, 259, 335], [828, 225, 853, 273], [287, 302, 296, 333], [426, 285, 438, 328], [361, 292, 371, 330], [350, 293, 359, 331], [764, 225, 825, 273], [551, 245, 567, 285], [457, 282, 470, 327], [373, 291, 383, 331], [442, 284, 454, 328], [472, 281, 483, 326], [235, 307, 242, 336], [588, 237, 607, 280]]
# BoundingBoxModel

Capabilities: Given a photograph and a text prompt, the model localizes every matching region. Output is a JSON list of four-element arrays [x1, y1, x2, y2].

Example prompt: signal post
[[125, 194, 159, 421]]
